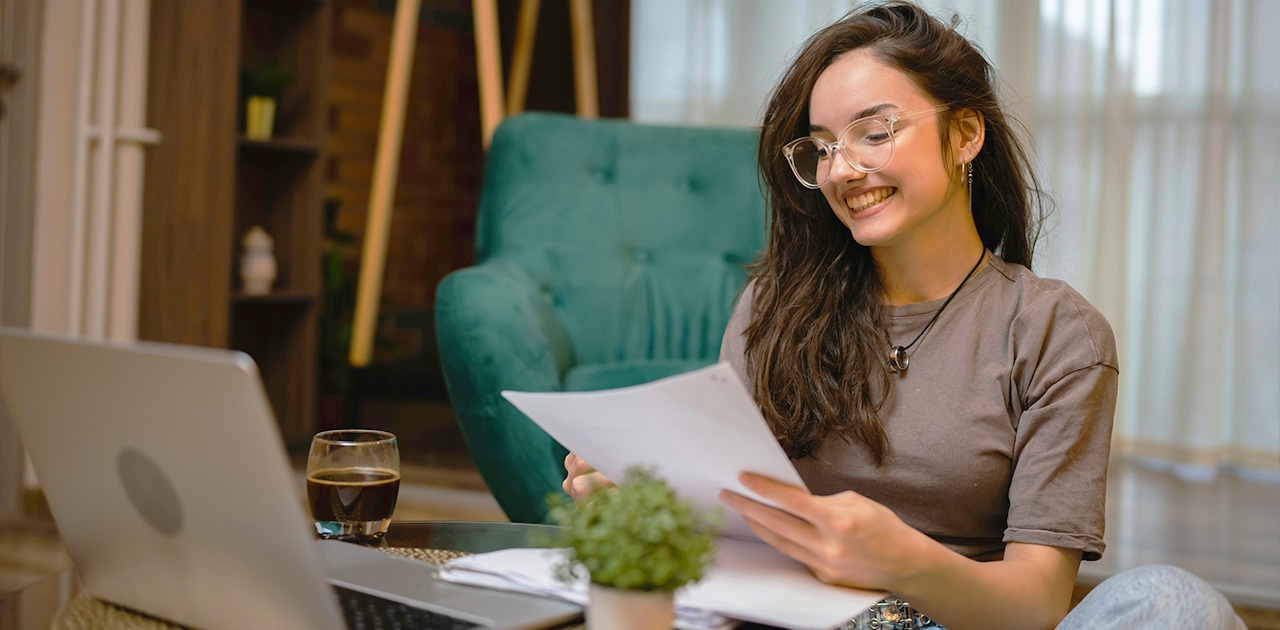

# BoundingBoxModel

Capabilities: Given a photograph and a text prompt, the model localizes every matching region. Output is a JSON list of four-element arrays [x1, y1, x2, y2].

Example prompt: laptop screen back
[[0, 329, 344, 630]]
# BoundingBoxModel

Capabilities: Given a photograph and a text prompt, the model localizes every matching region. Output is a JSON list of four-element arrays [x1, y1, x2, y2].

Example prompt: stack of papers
[[440, 538, 883, 630], [441, 548, 731, 630], [489, 363, 885, 628]]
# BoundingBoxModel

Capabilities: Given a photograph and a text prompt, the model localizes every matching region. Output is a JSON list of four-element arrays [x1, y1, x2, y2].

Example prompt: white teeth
[[846, 188, 894, 212]]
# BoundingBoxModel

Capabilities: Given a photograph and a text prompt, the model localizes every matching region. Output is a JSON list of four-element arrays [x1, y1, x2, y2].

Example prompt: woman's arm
[[720, 473, 1081, 630], [907, 541, 1080, 630]]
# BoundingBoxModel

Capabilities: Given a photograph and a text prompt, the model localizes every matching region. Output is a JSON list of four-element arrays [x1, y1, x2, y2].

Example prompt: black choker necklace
[[885, 250, 986, 373]]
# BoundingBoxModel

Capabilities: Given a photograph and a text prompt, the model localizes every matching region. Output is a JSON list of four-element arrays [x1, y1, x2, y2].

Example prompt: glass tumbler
[[306, 429, 400, 543]]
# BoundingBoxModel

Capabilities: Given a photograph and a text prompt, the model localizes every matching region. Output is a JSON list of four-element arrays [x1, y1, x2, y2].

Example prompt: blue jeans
[[846, 565, 1246, 630], [1057, 565, 1247, 630]]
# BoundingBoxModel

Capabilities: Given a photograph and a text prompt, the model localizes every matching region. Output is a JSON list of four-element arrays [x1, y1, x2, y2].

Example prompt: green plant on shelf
[[241, 60, 293, 140], [241, 60, 292, 100], [546, 465, 721, 592]]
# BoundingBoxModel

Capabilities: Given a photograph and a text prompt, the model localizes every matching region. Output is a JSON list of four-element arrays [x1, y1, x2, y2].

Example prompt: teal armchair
[[435, 113, 766, 523]]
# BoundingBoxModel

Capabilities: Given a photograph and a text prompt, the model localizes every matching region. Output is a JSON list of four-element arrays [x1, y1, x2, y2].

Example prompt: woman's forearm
[[888, 539, 1081, 630]]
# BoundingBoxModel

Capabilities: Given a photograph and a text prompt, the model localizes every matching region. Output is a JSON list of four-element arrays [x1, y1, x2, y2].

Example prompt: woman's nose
[[827, 147, 867, 184]]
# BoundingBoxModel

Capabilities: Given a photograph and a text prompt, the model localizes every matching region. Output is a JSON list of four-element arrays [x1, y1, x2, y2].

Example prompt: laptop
[[0, 328, 581, 630]]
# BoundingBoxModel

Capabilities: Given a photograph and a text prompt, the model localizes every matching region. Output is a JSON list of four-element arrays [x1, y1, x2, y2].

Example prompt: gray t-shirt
[[719, 254, 1118, 561]]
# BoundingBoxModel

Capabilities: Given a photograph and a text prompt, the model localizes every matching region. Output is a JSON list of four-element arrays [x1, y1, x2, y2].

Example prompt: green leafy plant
[[241, 60, 292, 100], [546, 466, 721, 591]]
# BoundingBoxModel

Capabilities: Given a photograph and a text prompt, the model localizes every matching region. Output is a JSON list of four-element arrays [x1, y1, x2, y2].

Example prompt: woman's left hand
[[718, 473, 932, 592]]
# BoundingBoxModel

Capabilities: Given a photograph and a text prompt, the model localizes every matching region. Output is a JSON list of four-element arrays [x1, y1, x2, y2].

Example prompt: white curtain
[[1033, 0, 1280, 478], [630, 0, 849, 126], [630, 0, 1280, 478]]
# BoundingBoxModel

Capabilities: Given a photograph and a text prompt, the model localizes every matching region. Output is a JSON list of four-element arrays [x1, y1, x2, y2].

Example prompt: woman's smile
[[844, 186, 897, 216]]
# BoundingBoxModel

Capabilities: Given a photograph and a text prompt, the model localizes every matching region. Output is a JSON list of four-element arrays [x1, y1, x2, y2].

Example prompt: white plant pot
[[587, 583, 675, 630]]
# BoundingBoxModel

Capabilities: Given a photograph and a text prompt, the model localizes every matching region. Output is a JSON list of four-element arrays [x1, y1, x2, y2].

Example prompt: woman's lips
[[845, 187, 896, 217]]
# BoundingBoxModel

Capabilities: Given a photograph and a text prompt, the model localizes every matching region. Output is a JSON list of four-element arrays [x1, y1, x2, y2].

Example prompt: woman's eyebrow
[[808, 103, 898, 133], [852, 103, 897, 121]]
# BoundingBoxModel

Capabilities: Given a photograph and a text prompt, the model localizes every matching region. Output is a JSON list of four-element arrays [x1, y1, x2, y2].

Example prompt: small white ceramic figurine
[[240, 225, 278, 295]]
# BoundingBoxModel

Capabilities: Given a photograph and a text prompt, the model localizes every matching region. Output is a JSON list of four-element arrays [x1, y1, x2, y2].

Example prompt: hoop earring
[[967, 161, 973, 190]]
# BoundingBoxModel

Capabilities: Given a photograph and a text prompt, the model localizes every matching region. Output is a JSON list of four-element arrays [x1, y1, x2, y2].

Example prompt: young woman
[[565, 3, 1244, 629]]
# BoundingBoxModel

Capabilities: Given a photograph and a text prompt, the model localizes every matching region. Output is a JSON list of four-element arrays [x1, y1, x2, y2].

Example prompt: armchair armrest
[[435, 262, 574, 523]]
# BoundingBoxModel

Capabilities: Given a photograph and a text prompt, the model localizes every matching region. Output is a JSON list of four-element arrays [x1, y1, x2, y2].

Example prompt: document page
[[442, 538, 885, 630], [502, 362, 809, 540]]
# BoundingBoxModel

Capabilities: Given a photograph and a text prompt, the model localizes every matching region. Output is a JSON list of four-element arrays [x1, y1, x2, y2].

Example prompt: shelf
[[231, 290, 318, 305], [147, 0, 329, 445], [245, 0, 325, 12], [237, 136, 321, 158]]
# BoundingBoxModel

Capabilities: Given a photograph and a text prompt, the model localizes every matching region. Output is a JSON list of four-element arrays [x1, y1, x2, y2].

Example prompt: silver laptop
[[0, 328, 581, 630]]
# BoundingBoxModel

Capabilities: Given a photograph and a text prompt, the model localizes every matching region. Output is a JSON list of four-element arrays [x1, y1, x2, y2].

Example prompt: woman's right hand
[[563, 452, 614, 509]]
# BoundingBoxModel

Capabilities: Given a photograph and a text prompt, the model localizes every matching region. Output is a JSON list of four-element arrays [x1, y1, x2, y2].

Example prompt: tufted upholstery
[[435, 113, 767, 523]]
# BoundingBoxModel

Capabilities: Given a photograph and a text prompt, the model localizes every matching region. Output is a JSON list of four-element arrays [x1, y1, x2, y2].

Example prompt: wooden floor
[[2, 456, 1277, 628], [1081, 460, 1280, 610], [1078, 459, 1280, 629]]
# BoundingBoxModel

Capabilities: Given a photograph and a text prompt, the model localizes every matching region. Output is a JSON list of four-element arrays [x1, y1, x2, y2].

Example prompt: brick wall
[[325, 1, 626, 370], [327, 0, 482, 312]]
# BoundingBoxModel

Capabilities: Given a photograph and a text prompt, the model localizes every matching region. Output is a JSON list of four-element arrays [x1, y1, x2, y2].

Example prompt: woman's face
[[808, 49, 965, 249]]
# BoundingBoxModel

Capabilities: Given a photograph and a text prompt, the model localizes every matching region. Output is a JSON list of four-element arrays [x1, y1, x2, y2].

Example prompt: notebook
[[0, 328, 581, 630]]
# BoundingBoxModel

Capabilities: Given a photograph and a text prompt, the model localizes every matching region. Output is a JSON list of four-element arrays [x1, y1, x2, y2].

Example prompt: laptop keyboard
[[335, 585, 482, 630]]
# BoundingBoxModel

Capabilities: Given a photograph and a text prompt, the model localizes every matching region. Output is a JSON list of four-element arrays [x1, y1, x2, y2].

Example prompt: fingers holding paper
[[562, 452, 615, 509], [719, 472, 930, 592]]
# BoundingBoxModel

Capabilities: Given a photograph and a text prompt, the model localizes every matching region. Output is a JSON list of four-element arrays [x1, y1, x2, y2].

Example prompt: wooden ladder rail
[[350, 0, 599, 369]]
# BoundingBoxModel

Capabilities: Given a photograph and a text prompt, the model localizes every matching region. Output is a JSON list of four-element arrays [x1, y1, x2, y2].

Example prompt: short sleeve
[[719, 279, 757, 383], [1004, 286, 1119, 561], [1004, 364, 1118, 560]]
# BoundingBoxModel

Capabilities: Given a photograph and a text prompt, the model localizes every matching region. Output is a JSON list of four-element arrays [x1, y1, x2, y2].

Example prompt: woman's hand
[[718, 472, 933, 592], [562, 453, 615, 509], [723, 473, 1083, 630]]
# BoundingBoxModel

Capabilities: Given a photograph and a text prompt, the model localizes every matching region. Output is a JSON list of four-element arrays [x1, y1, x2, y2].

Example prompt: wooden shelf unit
[[141, 0, 331, 446], [231, 290, 319, 305], [237, 135, 322, 157]]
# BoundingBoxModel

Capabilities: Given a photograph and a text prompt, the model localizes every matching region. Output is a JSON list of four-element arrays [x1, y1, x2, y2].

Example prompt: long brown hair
[[748, 1, 1048, 463]]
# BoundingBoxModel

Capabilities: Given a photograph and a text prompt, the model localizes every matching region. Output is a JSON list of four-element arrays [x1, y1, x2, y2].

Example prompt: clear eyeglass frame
[[782, 105, 950, 189]]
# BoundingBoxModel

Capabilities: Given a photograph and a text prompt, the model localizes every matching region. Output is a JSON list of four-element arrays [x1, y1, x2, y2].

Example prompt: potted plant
[[241, 61, 291, 139], [547, 466, 721, 630]]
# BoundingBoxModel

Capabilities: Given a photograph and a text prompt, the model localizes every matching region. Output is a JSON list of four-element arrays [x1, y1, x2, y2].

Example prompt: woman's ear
[[950, 108, 985, 164]]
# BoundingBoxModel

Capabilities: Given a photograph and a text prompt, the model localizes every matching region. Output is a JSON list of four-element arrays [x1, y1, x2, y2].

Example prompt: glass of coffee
[[306, 429, 400, 543]]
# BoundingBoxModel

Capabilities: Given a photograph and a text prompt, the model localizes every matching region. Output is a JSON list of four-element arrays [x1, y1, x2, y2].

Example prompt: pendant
[[887, 346, 909, 373]]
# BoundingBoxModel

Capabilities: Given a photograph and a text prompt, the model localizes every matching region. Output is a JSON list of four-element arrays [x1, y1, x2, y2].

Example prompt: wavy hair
[[747, 1, 1048, 463]]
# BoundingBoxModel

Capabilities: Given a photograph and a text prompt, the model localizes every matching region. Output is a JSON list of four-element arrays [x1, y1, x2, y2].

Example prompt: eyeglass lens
[[790, 118, 894, 186]]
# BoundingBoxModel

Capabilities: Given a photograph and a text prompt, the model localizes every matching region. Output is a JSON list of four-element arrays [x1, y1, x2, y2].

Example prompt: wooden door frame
[[0, 0, 43, 518]]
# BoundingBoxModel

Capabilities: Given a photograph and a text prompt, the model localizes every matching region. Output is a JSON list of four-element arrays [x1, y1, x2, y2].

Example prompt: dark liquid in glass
[[307, 467, 400, 524]]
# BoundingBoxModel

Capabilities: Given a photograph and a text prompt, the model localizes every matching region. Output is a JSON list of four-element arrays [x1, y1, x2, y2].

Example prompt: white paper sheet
[[439, 547, 734, 630], [501, 362, 809, 540], [682, 538, 883, 629], [440, 539, 884, 630]]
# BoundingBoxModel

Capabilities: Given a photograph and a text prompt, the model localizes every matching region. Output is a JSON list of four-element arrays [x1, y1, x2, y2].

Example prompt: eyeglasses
[[782, 105, 949, 189]]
